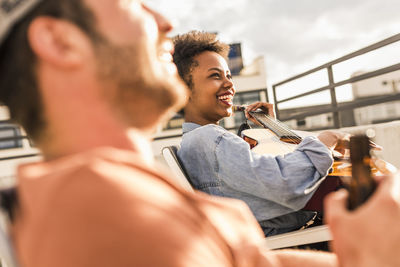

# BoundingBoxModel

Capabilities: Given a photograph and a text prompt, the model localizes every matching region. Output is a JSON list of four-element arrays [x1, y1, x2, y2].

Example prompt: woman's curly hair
[[173, 30, 230, 90]]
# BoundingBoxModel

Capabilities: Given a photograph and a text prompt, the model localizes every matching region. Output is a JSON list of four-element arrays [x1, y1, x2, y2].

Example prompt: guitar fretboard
[[249, 111, 302, 144]]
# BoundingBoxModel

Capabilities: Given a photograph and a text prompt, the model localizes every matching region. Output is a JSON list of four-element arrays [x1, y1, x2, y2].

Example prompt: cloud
[[147, 0, 400, 84]]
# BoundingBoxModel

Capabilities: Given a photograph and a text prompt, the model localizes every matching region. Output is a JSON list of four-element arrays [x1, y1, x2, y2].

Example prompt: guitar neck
[[249, 111, 302, 144]]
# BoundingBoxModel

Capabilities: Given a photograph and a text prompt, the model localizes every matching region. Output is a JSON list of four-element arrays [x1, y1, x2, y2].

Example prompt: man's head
[[0, 0, 100, 141], [0, 0, 187, 145], [173, 31, 234, 125]]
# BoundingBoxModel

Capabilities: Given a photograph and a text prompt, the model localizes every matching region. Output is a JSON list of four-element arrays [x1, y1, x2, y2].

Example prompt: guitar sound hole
[[243, 136, 258, 149], [280, 136, 302, 144]]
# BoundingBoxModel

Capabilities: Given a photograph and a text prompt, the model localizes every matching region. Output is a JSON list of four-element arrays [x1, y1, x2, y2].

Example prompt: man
[[173, 30, 348, 236], [0, 1, 399, 267]]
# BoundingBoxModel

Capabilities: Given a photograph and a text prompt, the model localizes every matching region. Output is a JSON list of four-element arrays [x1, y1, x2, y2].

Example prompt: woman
[[173, 30, 347, 237]]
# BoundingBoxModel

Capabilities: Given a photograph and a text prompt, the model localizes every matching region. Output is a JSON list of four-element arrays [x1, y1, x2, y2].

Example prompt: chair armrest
[[265, 225, 332, 250]]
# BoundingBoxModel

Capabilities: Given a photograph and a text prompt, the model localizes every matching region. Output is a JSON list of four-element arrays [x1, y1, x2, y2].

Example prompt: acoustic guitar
[[236, 106, 396, 211]]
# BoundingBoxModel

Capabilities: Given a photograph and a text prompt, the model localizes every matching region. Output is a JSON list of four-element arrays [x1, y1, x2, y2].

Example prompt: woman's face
[[185, 51, 235, 125]]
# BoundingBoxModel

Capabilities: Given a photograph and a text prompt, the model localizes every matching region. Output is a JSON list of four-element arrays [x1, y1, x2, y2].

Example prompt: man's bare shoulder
[[14, 148, 269, 267]]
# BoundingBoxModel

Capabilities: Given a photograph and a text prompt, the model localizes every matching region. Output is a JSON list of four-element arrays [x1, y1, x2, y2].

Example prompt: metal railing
[[272, 33, 400, 129], [0, 120, 39, 161]]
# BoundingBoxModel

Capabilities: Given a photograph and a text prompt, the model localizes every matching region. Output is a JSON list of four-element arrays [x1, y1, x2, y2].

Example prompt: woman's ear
[[27, 16, 91, 68]]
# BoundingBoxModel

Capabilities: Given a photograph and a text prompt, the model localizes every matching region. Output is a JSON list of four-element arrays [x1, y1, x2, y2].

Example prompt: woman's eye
[[210, 73, 220, 78], [227, 74, 232, 80]]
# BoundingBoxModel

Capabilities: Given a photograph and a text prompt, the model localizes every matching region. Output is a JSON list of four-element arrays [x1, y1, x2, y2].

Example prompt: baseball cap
[[0, 0, 43, 45]]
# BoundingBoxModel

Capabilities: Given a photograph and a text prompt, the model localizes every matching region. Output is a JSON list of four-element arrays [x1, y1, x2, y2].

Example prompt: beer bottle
[[348, 135, 377, 210]]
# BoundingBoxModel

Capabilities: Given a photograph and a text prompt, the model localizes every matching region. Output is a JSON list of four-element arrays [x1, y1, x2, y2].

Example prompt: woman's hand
[[244, 102, 275, 126], [317, 130, 351, 155]]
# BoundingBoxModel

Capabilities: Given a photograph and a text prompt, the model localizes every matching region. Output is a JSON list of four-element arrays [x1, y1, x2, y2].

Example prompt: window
[[162, 114, 184, 130], [232, 90, 263, 128], [297, 120, 306, 127], [0, 124, 23, 150]]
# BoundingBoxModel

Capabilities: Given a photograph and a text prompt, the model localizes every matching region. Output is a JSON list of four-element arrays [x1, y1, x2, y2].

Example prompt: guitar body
[[241, 128, 353, 177], [242, 128, 313, 155], [241, 128, 345, 212], [238, 109, 395, 212]]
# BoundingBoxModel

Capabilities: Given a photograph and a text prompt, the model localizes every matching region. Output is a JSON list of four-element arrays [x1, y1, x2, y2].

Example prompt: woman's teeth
[[218, 95, 232, 100]]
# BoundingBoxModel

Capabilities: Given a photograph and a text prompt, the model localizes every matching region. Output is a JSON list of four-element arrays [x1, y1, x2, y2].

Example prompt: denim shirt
[[178, 123, 333, 228]]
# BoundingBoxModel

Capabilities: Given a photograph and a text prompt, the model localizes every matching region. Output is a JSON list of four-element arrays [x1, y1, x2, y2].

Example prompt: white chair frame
[[0, 199, 19, 267], [161, 145, 332, 249], [161, 146, 194, 192]]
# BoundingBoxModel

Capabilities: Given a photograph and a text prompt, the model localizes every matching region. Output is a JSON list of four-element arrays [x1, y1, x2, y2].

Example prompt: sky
[[146, 0, 400, 106]]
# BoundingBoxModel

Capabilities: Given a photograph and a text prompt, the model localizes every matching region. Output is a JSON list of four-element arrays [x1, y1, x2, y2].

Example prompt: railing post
[[263, 88, 269, 103], [327, 66, 341, 128], [272, 85, 280, 120]]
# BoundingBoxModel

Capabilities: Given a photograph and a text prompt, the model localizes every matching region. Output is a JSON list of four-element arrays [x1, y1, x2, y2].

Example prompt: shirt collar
[[182, 122, 202, 134]]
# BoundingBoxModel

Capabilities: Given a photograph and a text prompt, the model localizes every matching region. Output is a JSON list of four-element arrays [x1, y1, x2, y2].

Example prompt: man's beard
[[93, 39, 188, 127]]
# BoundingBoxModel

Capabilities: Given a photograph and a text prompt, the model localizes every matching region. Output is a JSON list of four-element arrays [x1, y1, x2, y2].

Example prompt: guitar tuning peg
[[365, 128, 376, 138]]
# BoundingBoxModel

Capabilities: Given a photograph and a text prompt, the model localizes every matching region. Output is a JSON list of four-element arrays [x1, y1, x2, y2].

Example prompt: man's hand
[[325, 172, 400, 267], [244, 102, 275, 126]]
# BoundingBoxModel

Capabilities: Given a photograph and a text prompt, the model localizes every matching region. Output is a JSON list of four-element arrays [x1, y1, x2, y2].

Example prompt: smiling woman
[[186, 51, 236, 125], [174, 31, 352, 239], [173, 31, 232, 125]]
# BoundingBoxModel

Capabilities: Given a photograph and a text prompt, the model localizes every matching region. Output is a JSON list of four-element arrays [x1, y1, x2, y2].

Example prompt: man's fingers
[[324, 189, 349, 224], [375, 172, 400, 203], [369, 140, 383, 151]]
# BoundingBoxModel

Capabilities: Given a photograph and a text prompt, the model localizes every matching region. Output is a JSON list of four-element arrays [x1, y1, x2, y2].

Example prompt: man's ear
[[27, 17, 91, 68]]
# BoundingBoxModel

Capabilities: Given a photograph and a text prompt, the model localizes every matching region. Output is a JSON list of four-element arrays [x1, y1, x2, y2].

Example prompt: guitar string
[[241, 107, 388, 177], [235, 105, 302, 153], [263, 114, 303, 143], [249, 111, 362, 176], [249, 111, 302, 143], [259, 114, 300, 154], [249, 111, 300, 153]]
